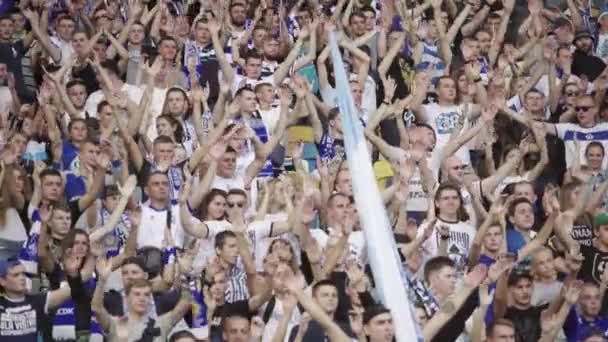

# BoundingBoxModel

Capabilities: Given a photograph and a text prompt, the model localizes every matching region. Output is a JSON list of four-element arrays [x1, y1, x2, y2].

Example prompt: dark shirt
[[504, 304, 547, 342], [572, 49, 606, 82]]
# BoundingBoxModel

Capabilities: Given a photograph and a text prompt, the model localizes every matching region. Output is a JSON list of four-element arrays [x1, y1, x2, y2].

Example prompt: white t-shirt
[[0, 87, 13, 114], [254, 212, 301, 271], [85, 83, 144, 118], [417, 218, 476, 273], [258, 106, 281, 136], [231, 74, 274, 95], [423, 103, 471, 165], [309, 228, 367, 266], [555, 122, 608, 168], [50, 36, 75, 66], [136, 204, 187, 249]]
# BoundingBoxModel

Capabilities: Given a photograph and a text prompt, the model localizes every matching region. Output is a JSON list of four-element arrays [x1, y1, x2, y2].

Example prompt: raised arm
[[22, 9, 61, 63], [208, 18, 235, 84], [89, 176, 137, 244], [91, 258, 115, 332]]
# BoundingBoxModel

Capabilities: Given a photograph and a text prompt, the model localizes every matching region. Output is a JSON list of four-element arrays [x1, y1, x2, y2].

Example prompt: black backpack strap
[[262, 296, 276, 324]]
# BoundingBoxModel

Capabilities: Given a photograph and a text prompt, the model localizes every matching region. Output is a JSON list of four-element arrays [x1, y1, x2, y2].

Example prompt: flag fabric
[[327, 31, 423, 342]]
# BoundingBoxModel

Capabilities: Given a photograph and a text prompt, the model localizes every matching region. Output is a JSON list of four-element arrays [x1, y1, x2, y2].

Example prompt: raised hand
[[382, 77, 397, 102], [39, 204, 53, 224], [479, 285, 494, 306], [62, 248, 82, 277], [464, 264, 488, 288], [564, 280, 583, 305], [118, 175, 137, 197], [96, 257, 113, 281]]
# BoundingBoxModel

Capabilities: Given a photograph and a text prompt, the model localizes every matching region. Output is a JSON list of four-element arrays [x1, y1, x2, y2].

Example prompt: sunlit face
[[595, 224, 608, 247], [443, 156, 465, 183], [350, 81, 363, 107], [437, 78, 457, 102], [80, 142, 100, 168], [12, 169, 25, 194], [483, 225, 503, 253], [532, 249, 556, 280], [253, 28, 268, 49], [10, 133, 27, 157], [512, 183, 536, 203], [230, 5, 247, 27], [69, 122, 88, 145], [206, 194, 227, 220], [362, 10, 375, 31], [335, 169, 353, 196], [576, 97, 598, 127], [160, 39, 177, 60], [349, 15, 366, 36], [226, 193, 247, 222], [580, 285, 602, 317], [564, 85, 580, 106], [41, 174, 63, 201], [56, 17, 75, 41], [255, 84, 274, 104], [222, 317, 250, 342], [210, 272, 228, 301], [72, 233, 89, 257], [0, 18, 16, 41], [50, 209, 72, 237], [166, 90, 187, 116], [67, 84, 87, 109], [194, 22, 210, 45], [476, 31, 492, 54], [238, 89, 257, 113], [218, 151, 237, 178], [153, 142, 175, 164], [585, 145, 605, 170], [429, 265, 457, 297], [314, 284, 339, 313], [488, 324, 516, 342], [121, 263, 147, 288], [127, 286, 152, 314], [216, 236, 239, 265], [435, 188, 461, 217], [98, 104, 113, 128], [72, 32, 88, 54], [510, 202, 534, 230], [510, 278, 532, 307], [156, 117, 176, 138], [129, 24, 145, 44], [244, 57, 262, 79], [145, 173, 170, 202], [364, 313, 395, 342], [525, 91, 544, 113], [0, 264, 27, 294], [10, 13, 25, 31], [270, 239, 293, 264]]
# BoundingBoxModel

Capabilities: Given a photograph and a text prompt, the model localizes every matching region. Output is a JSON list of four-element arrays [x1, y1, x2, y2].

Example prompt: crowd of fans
[[4, 0, 608, 341]]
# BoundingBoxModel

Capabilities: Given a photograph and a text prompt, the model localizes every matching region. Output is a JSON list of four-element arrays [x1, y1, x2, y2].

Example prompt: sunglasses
[[227, 202, 245, 208], [575, 105, 593, 112]]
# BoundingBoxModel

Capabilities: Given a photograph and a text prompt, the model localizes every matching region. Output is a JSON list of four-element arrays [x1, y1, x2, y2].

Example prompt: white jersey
[[555, 122, 608, 169], [417, 218, 476, 273], [423, 103, 471, 165], [137, 204, 186, 249]]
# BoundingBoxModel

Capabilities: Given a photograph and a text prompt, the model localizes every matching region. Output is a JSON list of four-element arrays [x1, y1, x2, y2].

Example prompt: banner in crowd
[[327, 31, 423, 342]]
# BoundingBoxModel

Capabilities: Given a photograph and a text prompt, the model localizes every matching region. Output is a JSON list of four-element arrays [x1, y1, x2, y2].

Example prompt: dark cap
[[0, 257, 21, 277], [574, 30, 594, 42], [363, 305, 391, 324]]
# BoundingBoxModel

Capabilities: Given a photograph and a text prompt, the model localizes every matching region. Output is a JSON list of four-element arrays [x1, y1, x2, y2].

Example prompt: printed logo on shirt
[[592, 253, 608, 283], [0, 305, 37, 336], [434, 112, 459, 135]]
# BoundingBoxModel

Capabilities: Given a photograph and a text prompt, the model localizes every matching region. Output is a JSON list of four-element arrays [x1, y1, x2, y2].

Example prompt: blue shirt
[[564, 307, 608, 342]]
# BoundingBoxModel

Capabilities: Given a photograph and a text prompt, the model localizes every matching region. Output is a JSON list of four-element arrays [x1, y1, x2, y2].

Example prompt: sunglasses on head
[[227, 202, 245, 208]]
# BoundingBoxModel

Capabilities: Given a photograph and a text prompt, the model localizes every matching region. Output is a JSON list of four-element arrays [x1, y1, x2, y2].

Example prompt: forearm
[[461, 6, 490, 37]]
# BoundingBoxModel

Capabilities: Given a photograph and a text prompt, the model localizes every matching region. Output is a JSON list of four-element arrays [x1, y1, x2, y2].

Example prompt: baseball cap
[[594, 213, 608, 228], [574, 30, 594, 42], [0, 257, 22, 278], [599, 12, 608, 21]]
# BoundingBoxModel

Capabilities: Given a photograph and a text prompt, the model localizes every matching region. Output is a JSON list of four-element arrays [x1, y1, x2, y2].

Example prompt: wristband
[[383, 100, 391, 105], [111, 160, 121, 168], [440, 235, 450, 240], [473, 77, 482, 83]]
